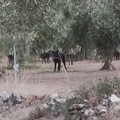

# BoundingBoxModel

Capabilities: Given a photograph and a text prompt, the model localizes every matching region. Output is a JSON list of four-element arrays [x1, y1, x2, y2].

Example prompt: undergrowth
[[62, 77, 120, 120]]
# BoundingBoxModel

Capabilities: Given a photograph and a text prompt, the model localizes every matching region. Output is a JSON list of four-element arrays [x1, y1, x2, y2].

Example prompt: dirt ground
[[0, 58, 120, 120], [0, 57, 120, 97]]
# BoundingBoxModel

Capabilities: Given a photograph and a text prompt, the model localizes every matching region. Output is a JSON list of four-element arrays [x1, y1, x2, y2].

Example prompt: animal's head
[[51, 50, 59, 58], [39, 53, 42, 58]]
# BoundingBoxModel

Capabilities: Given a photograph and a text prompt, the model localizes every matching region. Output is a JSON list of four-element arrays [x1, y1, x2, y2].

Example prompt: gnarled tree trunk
[[100, 59, 116, 70], [100, 45, 116, 70], [80, 47, 85, 60]]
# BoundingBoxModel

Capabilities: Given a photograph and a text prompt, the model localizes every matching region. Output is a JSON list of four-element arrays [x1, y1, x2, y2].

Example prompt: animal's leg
[[47, 58, 49, 63], [69, 60, 70, 65], [54, 62, 56, 71], [63, 61, 67, 71], [45, 59, 46, 63], [12, 60, 14, 66], [68, 58, 70, 65], [58, 63, 61, 71], [42, 59, 44, 63], [71, 59, 73, 65]]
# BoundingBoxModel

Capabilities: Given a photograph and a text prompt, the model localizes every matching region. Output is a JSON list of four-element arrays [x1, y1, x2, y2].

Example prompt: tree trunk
[[80, 47, 85, 60], [100, 60, 116, 70], [100, 46, 116, 70], [62, 48, 69, 56], [85, 47, 88, 59]]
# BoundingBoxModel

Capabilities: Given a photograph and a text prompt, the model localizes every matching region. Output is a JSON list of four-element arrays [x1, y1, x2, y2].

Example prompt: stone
[[84, 109, 95, 117], [109, 94, 120, 106], [28, 107, 45, 120], [9, 93, 23, 106], [0, 91, 10, 102]]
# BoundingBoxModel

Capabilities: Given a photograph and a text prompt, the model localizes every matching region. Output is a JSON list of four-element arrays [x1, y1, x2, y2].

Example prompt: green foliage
[[64, 97, 79, 120], [96, 79, 113, 96], [91, 1, 120, 58], [63, 78, 120, 119], [1, 0, 120, 63], [71, 13, 92, 47]]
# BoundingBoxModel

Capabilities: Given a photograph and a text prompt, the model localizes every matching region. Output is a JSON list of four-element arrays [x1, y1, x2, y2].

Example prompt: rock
[[41, 104, 49, 109], [84, 109, 95, 117], [69, 104, 84, 111], [51, 93, 60, 100], [68, 103, 85, 116], [102, 98, 109, 106], [9, 93, 23, 106], [3, 105, 10, 111], [96, 105, 107, 116], [109, 94, 120, 106], [49, 93, 60, 106], [83, 100, 90, 108], [28, 107, 45, 120], [87, 116, 98, 120], [99, 109, 107, 117], [0, 91, 10, 102], [56, 99, 66, 104], [79, 104, 85, 108]]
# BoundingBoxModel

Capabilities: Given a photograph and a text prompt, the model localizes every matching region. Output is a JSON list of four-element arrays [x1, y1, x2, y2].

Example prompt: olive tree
[[90, 0, 120, 70]]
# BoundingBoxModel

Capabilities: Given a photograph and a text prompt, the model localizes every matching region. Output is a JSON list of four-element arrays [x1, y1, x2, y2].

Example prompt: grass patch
[[61, 78, 120, 120], [21, 64, 40, 69]]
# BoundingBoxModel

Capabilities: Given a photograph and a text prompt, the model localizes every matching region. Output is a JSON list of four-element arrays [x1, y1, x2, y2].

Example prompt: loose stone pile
[[68, 94, 120, 120], [0, 92, 120, 120]]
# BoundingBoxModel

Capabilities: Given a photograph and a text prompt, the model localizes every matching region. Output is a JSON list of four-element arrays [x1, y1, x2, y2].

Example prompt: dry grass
[[0, 58, 120, 97], [0, 58, 120, 119]]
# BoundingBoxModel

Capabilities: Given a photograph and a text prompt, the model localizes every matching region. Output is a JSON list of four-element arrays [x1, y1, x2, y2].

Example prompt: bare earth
[[0, 58, 120, 97], [0, 58, 120, 120]]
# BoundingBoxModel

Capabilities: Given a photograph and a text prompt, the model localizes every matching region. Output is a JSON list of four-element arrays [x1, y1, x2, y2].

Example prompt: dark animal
[[0, 67, 5, 79], [67, 53, 75, 65], [113, 51, 120, 60], [7, 54, 14, 66], [39, 52, 50, 63], [52, 50, 67, 71]]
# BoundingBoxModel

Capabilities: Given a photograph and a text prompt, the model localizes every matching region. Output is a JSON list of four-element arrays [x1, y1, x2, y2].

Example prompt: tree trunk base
[[100, 62, 116, 70]]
